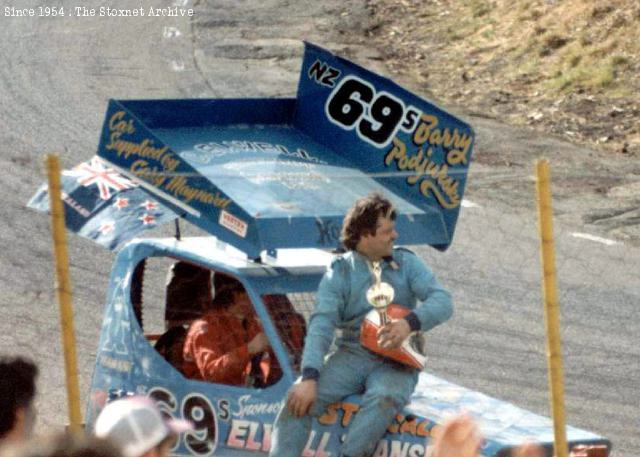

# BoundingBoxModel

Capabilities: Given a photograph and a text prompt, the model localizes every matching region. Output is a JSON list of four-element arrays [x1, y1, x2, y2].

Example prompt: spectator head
[[0, 356, 39, 443], [341, 193, 397, 253], [2, 431, 121, 457], [94, 396, 192, 457]]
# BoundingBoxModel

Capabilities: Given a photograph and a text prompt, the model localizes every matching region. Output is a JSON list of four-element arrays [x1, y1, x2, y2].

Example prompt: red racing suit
[[182, 295, 306, 386], [183, 309, 265, 386]]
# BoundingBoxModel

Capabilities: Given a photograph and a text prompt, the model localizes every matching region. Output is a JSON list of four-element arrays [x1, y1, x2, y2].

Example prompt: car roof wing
[[30, 43, 474, 257]]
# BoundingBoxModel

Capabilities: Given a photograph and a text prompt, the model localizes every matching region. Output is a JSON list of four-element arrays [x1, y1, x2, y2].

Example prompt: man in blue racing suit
[[269, 193, 453, 457]]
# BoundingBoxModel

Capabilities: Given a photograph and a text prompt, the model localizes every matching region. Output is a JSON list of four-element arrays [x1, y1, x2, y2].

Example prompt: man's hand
[[248, 332, 269, 355], [377, 318, 411, 349], [286, 379, 317, 417]]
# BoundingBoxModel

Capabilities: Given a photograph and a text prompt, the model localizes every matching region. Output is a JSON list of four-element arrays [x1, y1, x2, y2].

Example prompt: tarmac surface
[[1, 1, 637, 456]]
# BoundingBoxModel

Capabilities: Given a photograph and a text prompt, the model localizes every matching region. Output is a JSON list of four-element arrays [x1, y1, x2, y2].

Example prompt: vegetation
[[368, 0, 640, 155]]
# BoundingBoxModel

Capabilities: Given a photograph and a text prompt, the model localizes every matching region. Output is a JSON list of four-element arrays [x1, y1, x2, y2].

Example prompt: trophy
[[366, 262, 394, 325], [360, 261, 427, 369]]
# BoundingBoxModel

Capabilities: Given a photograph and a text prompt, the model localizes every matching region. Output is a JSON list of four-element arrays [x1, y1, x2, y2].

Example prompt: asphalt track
[[1, 1, 637, 456]]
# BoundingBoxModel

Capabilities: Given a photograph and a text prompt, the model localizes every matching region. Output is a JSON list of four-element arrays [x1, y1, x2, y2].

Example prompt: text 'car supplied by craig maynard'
[[3, 5, 195, 18]]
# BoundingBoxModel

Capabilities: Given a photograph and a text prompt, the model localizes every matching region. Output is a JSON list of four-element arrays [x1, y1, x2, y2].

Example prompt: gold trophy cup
[[360, 261, 427, 369]]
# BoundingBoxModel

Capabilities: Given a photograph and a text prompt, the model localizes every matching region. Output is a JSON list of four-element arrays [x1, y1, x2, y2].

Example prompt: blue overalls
[[270, 248, 453, 457]]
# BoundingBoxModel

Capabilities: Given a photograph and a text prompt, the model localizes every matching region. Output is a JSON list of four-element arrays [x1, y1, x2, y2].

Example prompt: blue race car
[[29, 43, 610, 457]]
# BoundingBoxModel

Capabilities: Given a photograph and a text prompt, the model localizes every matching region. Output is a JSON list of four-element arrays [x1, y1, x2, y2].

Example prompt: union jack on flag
[[28, 156, 178, 250], [63, 157, 136, 200]]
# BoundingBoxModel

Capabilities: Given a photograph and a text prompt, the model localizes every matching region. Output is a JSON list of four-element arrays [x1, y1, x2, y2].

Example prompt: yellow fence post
[[535, 159, 568, 457], [46, 154, 83, 433]]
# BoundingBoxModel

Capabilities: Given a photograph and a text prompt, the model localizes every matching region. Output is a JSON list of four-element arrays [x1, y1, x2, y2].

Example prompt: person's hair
[[2, 432, 122, 457], [0, 356, 38, 439], [212, 273, 246, 309], [165, 261, 213, 321], [340, 193, 396, 251]]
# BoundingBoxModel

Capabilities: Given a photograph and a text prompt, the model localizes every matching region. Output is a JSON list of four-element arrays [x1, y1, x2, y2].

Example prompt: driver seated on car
[[182, 273, 273, 387]]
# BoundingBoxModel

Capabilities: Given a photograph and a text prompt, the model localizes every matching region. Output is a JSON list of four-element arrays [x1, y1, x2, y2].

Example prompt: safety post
[[46, 154, 83, 433], [535, 159, 568, 457]]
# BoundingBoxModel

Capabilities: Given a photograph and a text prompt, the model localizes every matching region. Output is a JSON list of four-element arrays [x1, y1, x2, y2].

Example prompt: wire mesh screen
[[286, 292, 317, 322]]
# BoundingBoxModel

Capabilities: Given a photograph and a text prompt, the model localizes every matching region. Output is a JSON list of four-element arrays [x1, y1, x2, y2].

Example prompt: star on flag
[[98, 221, 115, 234], [140, 200, 159, 211], [113, 197, 130, 209], [139, 213, 156, 225]]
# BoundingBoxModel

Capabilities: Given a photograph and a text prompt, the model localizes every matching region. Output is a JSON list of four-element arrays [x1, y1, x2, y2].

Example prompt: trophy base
[[360, 304, 427, 370]]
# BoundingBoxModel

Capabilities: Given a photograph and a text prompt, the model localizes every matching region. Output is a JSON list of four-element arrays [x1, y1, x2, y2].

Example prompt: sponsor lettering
[[165, 176, 231, 208], [191, 141, 327, 164], [61, 192, 91, 218], [308, 59, 342, 88], [99, 355, 132, 372], [227, 420, 272, 452], [104, 111, 232, 210], [371, 440, 427, 457], [319, 403, 435, 437], [233, 395, 284, 418], [225, 417, 430, 456], [133, 390, 433, 457], [219, 210, 248, 237], [383, 113, 472, 210]]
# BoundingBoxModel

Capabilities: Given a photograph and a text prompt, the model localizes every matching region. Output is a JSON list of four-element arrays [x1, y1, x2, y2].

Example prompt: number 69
[[326, 76, 405, 147]]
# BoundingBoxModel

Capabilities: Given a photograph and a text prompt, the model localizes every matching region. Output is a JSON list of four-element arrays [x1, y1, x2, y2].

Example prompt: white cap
[[94, 396, 193, 457]]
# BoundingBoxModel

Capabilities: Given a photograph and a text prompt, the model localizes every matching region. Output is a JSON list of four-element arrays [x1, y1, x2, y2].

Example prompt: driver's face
[[232, 289, 252, 315], [359, 215, 397, 261]]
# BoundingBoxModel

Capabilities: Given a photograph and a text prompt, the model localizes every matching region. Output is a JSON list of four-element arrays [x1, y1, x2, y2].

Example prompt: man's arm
[[378, 254, 451, 348], [188, 319, 265, 384], [404, 251, 453, 332], [287, 259, 345, 416], [299, 259, 345, 378]]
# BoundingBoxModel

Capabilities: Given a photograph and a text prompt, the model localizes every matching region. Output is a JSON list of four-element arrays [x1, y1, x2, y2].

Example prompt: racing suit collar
[[352, 249, 399, 270]]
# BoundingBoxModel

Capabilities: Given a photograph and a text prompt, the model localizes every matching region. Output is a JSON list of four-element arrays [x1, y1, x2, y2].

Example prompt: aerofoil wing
[[31, 43, 474, 257]]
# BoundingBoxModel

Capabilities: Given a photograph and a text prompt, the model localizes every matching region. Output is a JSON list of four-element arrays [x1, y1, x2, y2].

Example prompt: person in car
[[269, 193, 453, 457], [154, 261, 214, 375], [182, 273, 271, 386], [164, 261, 213, 326]]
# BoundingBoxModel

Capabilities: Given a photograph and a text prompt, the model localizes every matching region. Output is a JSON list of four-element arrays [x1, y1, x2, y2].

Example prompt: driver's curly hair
[[341, 193, 396, 251]]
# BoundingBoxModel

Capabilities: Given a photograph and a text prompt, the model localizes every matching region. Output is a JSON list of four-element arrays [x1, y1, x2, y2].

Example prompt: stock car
[[29, 43, 610, 456]]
